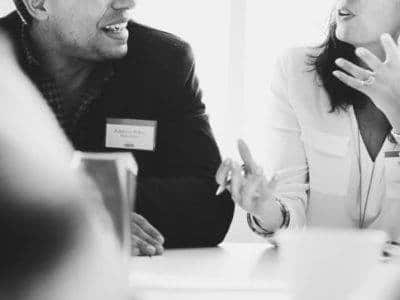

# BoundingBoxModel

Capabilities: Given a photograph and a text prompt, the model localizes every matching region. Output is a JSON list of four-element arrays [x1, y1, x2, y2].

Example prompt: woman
[[216, 0, 400, 241]]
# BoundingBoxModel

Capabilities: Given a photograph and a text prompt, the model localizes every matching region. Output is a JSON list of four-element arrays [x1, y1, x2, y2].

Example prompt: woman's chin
[[335, 31, 361, 47], [335, 28, 383, 48]]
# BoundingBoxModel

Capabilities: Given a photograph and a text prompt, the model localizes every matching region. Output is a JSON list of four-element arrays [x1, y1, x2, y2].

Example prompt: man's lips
[[101, 18, 130, 33], [102, 22, 128, 33]]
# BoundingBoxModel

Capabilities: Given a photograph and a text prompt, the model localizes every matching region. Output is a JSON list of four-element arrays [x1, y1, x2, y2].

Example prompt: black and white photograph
[[1, 0, 400, 299]]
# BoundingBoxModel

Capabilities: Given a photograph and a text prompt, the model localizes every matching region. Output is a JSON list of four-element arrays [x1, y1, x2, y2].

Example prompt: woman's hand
[[333, 33, 400, 130], [215, 140, 278, 223]]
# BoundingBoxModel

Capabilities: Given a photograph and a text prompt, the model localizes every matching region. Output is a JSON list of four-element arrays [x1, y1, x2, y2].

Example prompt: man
[[0, 0, 234, 255]]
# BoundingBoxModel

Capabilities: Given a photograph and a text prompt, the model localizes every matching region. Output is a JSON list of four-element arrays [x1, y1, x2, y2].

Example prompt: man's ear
[[21, 0, 48, 21]]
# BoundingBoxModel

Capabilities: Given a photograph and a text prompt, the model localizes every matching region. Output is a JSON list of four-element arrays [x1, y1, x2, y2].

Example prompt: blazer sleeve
[[135, 44, 234, 248], [265, 52, 309, 229]]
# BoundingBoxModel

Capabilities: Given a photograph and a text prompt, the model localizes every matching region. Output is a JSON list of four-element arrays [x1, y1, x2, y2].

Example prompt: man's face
[[43, 0, 135, 61]]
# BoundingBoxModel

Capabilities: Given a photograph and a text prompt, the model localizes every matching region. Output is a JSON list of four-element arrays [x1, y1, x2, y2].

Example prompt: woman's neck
[[356, 42, 385, 69], [355, 33, 400, 67]]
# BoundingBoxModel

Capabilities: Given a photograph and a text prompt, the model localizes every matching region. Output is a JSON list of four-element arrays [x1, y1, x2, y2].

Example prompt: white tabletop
[[129, 243, 290, 300], [129, 242, 400, 300]]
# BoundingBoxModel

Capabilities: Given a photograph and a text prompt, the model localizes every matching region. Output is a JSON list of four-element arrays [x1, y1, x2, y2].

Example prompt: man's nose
[[111, 0, 136, 10]]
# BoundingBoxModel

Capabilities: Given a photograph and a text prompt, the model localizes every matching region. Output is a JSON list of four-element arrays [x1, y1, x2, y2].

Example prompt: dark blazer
[[0, 12, 234, 248]]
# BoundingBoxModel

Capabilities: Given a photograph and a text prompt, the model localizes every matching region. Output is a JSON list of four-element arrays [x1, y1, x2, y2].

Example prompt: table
[[129, 242, 400, 300], [129, 243, 290, 300]]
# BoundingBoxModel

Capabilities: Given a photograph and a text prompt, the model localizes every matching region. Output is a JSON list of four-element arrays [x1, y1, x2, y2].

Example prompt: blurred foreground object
[[0, 29, 129, 300], [349, 263, 400, 300], [276, 229, 387, 300], [72, 151, 137, 253]]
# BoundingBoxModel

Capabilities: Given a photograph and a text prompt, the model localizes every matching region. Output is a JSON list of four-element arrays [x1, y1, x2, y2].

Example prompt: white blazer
[[267, 47, 400, 239]]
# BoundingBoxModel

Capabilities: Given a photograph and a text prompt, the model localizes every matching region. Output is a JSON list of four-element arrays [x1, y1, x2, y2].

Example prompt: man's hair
[[13, 0, 33, 25]]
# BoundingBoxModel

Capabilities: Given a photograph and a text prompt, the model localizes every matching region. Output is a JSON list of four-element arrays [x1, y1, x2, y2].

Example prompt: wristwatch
[[247, 198, 290, 238]]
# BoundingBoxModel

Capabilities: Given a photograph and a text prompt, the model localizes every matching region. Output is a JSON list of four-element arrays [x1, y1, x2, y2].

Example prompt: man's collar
[[20, 23, 40, 69]]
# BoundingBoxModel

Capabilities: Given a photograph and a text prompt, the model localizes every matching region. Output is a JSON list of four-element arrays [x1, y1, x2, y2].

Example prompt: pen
[[216, 171, 233, 196], [216, 164, 249, 196], [216, 179, 231, 196], [215, 185, 225, 196]]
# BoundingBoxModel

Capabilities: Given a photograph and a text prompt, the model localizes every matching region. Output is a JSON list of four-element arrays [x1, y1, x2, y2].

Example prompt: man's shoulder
[[126, 21, 194, 70], [128, 21, 190, 51]]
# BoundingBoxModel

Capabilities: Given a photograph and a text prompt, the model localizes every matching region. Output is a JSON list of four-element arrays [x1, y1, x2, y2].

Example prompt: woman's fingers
[[332, 70, 365, 93], [380, 33, 398, 63], [240, 175, 263, 208], [230, 161, 244, 203], [335, 58, 374, 80], [216, 140, 270, 212], [215, 158, 232, 186], [355, 47, 382, 71], [238, 139, 258, 173], [260, 174, 278, 200]]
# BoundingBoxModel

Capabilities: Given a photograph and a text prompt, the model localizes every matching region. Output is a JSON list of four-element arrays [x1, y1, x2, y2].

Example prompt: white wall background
[[0, 1, 334, 242]]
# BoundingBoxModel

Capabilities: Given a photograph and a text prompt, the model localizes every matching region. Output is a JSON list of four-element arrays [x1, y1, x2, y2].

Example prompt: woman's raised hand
[[215, 139, 277, 220], [333, 33, 400, 130]]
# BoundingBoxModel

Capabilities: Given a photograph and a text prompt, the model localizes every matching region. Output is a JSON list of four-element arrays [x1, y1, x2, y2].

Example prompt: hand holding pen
[[215, 139, 277, 218]]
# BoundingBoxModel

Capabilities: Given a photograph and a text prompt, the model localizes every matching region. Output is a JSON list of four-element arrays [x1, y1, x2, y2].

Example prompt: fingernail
[[332, 71, 339, 77], [335, 58, 343, 65], [155, 245, 164, 254], [216, 185, 225, 196], [355, 47, 366, 56], [157, 235, 165, 244], [146, 245, 156, 254]]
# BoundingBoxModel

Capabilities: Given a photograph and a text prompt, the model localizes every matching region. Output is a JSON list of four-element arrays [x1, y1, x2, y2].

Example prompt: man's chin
[[99, 45, 128, 60]]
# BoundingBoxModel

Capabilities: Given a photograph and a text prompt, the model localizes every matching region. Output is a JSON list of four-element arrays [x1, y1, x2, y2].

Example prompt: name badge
[[106, 118, 157, 151], [384, 151, 400, 198], [385, 151, 400, 158]]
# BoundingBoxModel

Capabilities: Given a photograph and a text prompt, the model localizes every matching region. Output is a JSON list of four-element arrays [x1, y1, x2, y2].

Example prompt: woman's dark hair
[[13, 0, 33, 25], [308, 21, 367, 112]]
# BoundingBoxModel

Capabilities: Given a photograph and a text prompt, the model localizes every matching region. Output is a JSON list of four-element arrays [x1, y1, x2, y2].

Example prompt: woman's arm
[[259, 52, 309, 229], [215, 51, 309, 233]]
